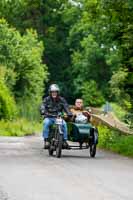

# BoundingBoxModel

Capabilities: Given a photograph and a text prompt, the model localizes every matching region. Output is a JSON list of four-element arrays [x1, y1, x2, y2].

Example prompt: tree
[[0, 0, 81, 102], [0, 19, 48, 100], [0, 0, 132, 110], [68, 0, 132, 107], [0, 19, 48, 119], [81, 80, 105, 107]]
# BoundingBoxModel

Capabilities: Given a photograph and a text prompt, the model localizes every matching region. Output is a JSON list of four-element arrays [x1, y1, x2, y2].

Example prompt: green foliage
[[124, 113, 133, 129], [0, 67, 17, 119], [0, 19, 48, 102], [0, 0, 79, 102], [111, 103, 127, 121], [68, 0, 132, 105], [18, 100, 40, 121], [109, 68, 129, 101], [81, 81, 105, 106], [0, 118, 42, 136], [0, 18, 48, 120], [111, 102, 133, 128], [71, 34, 110, 96], [98, 125, 133, 157], [0, 0, 132, 117]]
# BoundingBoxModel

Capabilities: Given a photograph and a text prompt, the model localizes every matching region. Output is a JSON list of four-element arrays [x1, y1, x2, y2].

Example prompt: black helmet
[[49, 84, 60, 93]]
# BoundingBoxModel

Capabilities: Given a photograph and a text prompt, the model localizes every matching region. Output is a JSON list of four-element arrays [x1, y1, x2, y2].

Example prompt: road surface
[[0, 135, 133, 200]]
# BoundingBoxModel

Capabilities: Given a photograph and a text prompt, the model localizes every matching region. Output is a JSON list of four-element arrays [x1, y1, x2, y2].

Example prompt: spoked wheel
[[48, 130, 55, 156], [90, 144, 96, 158], [56, 134, 63, 158]]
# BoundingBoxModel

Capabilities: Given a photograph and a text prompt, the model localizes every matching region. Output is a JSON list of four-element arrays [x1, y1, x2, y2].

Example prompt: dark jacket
[[40, 96, 71, 117]]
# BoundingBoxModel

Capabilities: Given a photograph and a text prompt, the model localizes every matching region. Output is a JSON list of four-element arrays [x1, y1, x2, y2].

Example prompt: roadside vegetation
[[111, 103, 127, 121], [0, 1, 132, 142], [111, 103, 133, 128], [98, 125, 133, 157], [0, 18, 48, 136], [0, 119, 42, 137]]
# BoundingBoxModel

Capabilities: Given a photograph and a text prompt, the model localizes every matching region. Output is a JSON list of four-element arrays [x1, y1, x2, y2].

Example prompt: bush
[[0, 19, 48, 121], [111, 102, 133, 128], [18, 99, 41, 121], [111, 103, 126, 121], [0, 78, 17, 120], [0, 118, 42, 136], [81, 80, 105, 107], [98, 125, 133, 157]]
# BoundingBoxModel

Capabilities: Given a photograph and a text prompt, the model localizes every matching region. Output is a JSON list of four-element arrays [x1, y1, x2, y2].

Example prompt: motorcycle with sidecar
[[45, 113, 98, 158]]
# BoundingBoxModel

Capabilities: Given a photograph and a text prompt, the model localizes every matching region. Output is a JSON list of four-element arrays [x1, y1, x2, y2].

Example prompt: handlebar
[[43, 114, 59, 118], [43, 112, 73, 118]]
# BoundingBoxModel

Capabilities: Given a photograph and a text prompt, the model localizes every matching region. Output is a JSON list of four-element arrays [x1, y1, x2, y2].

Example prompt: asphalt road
[[0, 135, 133, 200]]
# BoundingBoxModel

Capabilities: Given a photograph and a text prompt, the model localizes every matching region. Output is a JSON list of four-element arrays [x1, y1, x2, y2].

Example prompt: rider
[[40, 84, 72, 149], [70, 99, 91, 122]]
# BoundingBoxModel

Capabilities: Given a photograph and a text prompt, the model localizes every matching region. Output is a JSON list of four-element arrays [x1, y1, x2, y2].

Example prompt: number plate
[[55, 118, 62, 125]]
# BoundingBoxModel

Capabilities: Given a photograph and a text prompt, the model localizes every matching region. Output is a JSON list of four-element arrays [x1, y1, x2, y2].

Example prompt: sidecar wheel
[[90, 144, 96, 158]]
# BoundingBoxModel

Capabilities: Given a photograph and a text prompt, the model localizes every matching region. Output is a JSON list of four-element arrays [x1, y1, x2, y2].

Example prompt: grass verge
[[0, 118, 42, 136], [98, 125, 133, 157]]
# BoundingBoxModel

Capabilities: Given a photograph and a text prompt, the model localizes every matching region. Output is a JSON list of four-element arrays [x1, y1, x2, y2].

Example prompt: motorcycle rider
[[40, 84, 72, 149]]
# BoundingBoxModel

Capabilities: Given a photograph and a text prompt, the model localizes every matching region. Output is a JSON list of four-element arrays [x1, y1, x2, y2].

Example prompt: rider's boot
[[44, 138, 49, 149]]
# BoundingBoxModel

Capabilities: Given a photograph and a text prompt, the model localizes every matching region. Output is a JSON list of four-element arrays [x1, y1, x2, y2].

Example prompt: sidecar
[[67, 122, 98, 157]]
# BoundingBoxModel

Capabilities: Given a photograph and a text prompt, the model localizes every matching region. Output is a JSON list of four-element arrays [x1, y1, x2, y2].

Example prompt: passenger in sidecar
[[70, 99, 91, 123], [67, 99, 98, 157]]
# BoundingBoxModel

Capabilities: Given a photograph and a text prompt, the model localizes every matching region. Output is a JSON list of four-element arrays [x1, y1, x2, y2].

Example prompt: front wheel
[[56, 134, 63, 158], [90, 144, 96, 158]]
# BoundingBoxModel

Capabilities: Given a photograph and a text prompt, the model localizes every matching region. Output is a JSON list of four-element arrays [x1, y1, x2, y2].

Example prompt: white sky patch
[[101, 44, 104, 48], [69, 0, 82, 7]]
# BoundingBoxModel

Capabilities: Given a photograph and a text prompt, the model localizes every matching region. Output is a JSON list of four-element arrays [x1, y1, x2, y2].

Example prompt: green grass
[[98, 125, 133, 157], [0, 118, 42, 136]]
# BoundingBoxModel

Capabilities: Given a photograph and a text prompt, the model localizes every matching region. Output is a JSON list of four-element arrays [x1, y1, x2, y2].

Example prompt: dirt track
[[0, 135, 133, 200]]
